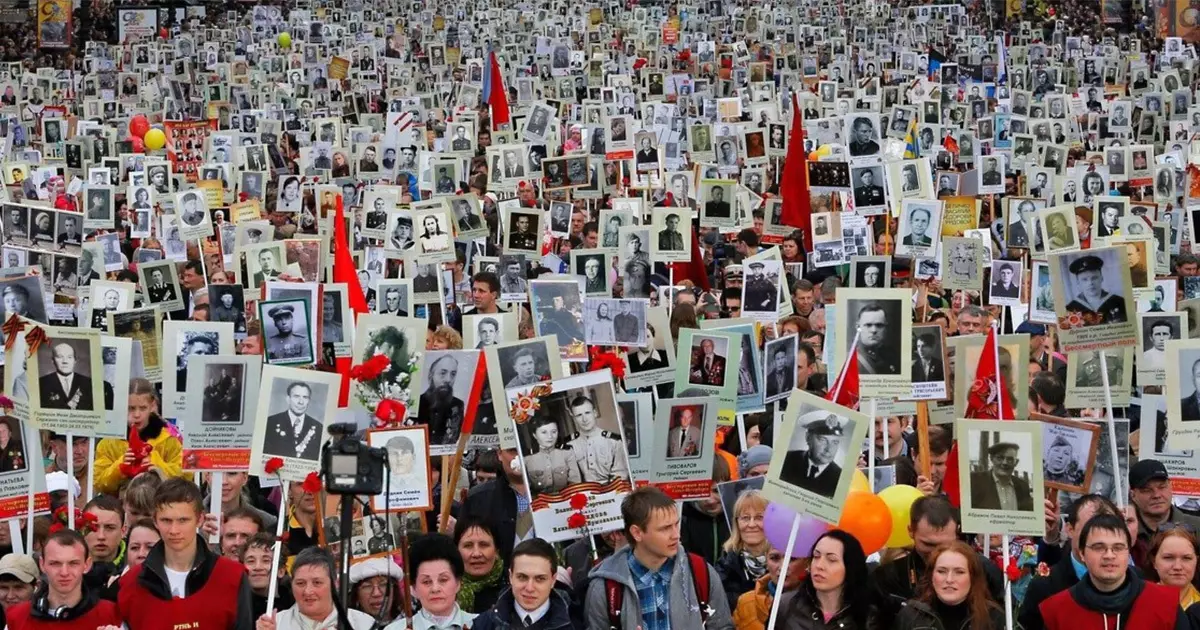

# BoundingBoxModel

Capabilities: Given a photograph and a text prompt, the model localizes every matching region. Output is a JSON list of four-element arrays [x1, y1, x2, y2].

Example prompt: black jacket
[[872, 551, 1005, 629], [471, 587, 576, 630], [776, 581, 875, 630], [679, 501, 730, 567], [1017, 554, 1078, 630], [462, 476, 520, 566], [715, 550, 760, 607], [893, 597, 1006, 630]]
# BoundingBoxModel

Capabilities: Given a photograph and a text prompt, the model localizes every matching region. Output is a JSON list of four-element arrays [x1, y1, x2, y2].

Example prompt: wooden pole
[[916, 401, 931, 480]]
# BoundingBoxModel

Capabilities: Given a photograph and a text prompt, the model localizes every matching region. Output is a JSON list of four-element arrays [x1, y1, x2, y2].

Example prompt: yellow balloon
[[878, 484, 926, 548], [143, 128, 166, 151], [278, 32, 292, 48], [850, 469, 870, 494]]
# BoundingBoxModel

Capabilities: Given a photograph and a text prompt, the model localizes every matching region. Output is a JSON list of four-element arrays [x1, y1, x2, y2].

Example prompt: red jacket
[[6, 593, 121, 630], [1041, 577, 1181, 630], [116, 535, 253, 630]]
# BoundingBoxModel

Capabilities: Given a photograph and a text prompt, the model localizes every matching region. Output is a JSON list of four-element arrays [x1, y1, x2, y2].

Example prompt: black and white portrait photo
[[1040, 417, 1099, 494], [1168, 344, 1200, 426], [531, 280, 587, 361], [968, 435, 1035, 511], [573, 252, 610, 297], [896, 200, 942, 256], [583, 298, 646, 346], [851, 257, 890, 289], [959, 419, 1046, 536], [497, 340, 554, 388], [741, 260, 781, 318], [840, 289, 912, 398], [260, 299, 314, 366], [779, 413, 851, 498], [652, 208, 689, 263], [851, 165, 886, 210], [201, 362, 247, 424], [1050, 246, 1135, 353], [137, 260, 184, 311], [256, 367, 336, 471], [35, 338, 99, 412], [700, 180, 734, 225], [416, 350, 481, 450], [209, 284, 247, 334], [988, 260, 1023, 305], [763, 335, 797, 404], [0, 277, 46, 343]]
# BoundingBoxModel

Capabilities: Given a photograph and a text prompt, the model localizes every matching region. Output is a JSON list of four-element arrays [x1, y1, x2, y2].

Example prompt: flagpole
[[1003, 534, 1013, 630], [868, 399, 877, 492], [830, 330, 861, 402], [1098, 350, 1124, 508], [992, 321, 1004, 420]]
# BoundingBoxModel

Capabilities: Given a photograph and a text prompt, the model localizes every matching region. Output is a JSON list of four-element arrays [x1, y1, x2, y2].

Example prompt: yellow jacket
[[94, 421, 186, 495], [732, 574, 774, 630]]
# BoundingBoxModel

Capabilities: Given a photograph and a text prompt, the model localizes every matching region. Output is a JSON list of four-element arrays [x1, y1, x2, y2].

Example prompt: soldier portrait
[[779, 413, 852, 498], [665, 404, 704, 459], [1040, 418, 1098, 494], [416, 351, 480, 448], [741, 261, 780, 316], [851, 165, 885, 209], [688, 335, 729, 386], [260, 299, 314, 366]]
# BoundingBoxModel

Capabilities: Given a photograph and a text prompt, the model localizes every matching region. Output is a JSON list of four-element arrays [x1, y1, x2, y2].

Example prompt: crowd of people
[[1, 0, 1200, 625]]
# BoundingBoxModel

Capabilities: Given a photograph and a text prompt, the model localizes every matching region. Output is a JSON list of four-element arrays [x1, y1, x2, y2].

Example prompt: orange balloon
[[837, 491, 892, 555]]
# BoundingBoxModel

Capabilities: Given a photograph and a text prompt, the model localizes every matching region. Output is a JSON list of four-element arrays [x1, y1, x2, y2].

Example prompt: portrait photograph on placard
[[259, 298, 314, 366], [651, 397, 718, 499], [675, 328, 742, 411], [909, 324, 948, 401], [762, 335, 797, 405], [137, 259, 184, 312], [956, 419, 1045, 536], [988, 259, 1024, 307], [851, 256, 891, 289], [1039, 205, 1081, 253], [530, 279, 586, 361], [1137, 312, 1185, 387], [623, 306, 675, 392], [367, 426, 433, 513], [1165, 339, 1200, 444], [182, 355, 261, 471], [508, 370, 631, 542], [162, 320, 235, 419], [28, 327, 105, 433], [484, 336, 565, 450], [836, 288, 912, 398], [1065, 347, 1133, 409], [761, 390, 869, 524], [250, 365, 340, 481], [1049, 246, 1137, 353], [109, 306, 161, 382], [414, 350, 483, 455], [572, 251, 612, 297], [895, 199, 943, 258], [463, 312, 518, 350], [650, 207, 690, 263], [1039, 416, 1099, 494], [583, 298, 646, 347], [700, 321, 764, 414]]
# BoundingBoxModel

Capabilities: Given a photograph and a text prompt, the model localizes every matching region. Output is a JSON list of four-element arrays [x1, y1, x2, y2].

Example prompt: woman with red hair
[[1146, 527, 1200, 614], [894, 541, 1005, 630]]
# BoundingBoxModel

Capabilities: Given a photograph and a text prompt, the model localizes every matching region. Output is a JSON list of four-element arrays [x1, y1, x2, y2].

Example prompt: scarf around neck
[[742, 551, 768, 580], [457, 558, 503, 611]]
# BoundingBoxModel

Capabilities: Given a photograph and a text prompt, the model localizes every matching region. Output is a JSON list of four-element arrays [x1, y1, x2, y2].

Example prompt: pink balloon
[[129, 115, 150, 139], [764, 502, 830, 558]]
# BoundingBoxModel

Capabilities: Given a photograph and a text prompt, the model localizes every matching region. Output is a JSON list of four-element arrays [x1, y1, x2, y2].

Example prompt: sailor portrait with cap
[[970, 440, 1034, 511], [744, 262, 777, 311], [1064, 254, 1128, 325], [1044, 434, 1086, 487], [265, 304, 311, 363], [780, 414, 847, 498]]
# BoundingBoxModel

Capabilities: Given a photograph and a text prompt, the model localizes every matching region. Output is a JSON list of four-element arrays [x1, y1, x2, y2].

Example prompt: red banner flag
[[778, 94, 812, 246], [332, 193, 368, 407]]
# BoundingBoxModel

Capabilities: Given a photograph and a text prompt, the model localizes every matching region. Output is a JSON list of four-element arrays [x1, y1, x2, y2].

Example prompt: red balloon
[[837, 491, 892, 555], [129, 115, 150, 139], [159, 27, 168, 39], [129, 136, 145, 153]]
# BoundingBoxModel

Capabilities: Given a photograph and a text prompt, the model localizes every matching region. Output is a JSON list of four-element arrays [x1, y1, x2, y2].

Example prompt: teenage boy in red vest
[[115, 478, 253, 629]]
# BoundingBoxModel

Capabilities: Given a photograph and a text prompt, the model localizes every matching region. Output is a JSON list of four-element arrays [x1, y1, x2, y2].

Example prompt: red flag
[[668, 230, 711, 292], [778, 93, 812, 245], [964, 326, 1014, 421], [945, 326, 1012, 507], [487, 51, 511, 131], [825, 345, 860, 411], [332, 193, 369, 407]]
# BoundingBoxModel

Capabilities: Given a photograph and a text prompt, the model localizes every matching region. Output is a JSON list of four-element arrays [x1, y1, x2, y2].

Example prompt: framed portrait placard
[[161, 321, 235, 419], [1065, 347, 1133, 410], [412, 349, 486, 456], [1136, 312, 1185, 387], [699, 321, 763, 414], [507, 370, 631, 543], [650, 397, 718, 499], [835, 288, 913, 399], [94, 335, 133, 440], [1165, 339, 1200, 449], [761, 390, 869, 525], [27, 325, 106, 434], [350, 314, 428, 416], [622, 306, 674, 391], [249, 365, 341, 482], [1038, 415, 1099, 494], [956, 419, 1045, 537], [366, 425, 433, 513], [673, 328, 742, 426], [484, 336, 565, 450], [181, 355, 262, 471], [0, 415, 50, 520], [1049, 246, 1137, 353], [908, 323, 949, 401], [950, 334, 1030, 420]]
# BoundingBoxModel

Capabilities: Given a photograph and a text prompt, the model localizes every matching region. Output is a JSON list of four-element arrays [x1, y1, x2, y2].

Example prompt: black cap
[[1129, 459, 1169, 489], [1068, 255, 1104, 275]]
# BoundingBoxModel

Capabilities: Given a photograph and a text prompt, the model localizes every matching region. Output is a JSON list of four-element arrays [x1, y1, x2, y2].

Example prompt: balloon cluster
[[763, 470, 926, 557], [127, 114, 166, 152]]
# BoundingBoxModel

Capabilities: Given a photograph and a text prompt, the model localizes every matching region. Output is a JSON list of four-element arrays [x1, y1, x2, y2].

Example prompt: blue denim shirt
[[628, 553, 675, 630]]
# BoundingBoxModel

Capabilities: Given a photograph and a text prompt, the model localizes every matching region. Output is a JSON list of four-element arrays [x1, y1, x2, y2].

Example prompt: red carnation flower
[[264, 457, 285, 475], [569, 493, 589, 510], [566, 512, 587, 529], [302, 472, 323, 494], [375, 399, 407, 426]]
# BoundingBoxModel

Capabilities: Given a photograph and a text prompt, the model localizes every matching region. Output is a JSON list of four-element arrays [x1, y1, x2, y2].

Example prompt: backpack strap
[[687, 552, 712, 624], [606, 578, 623, 630]]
